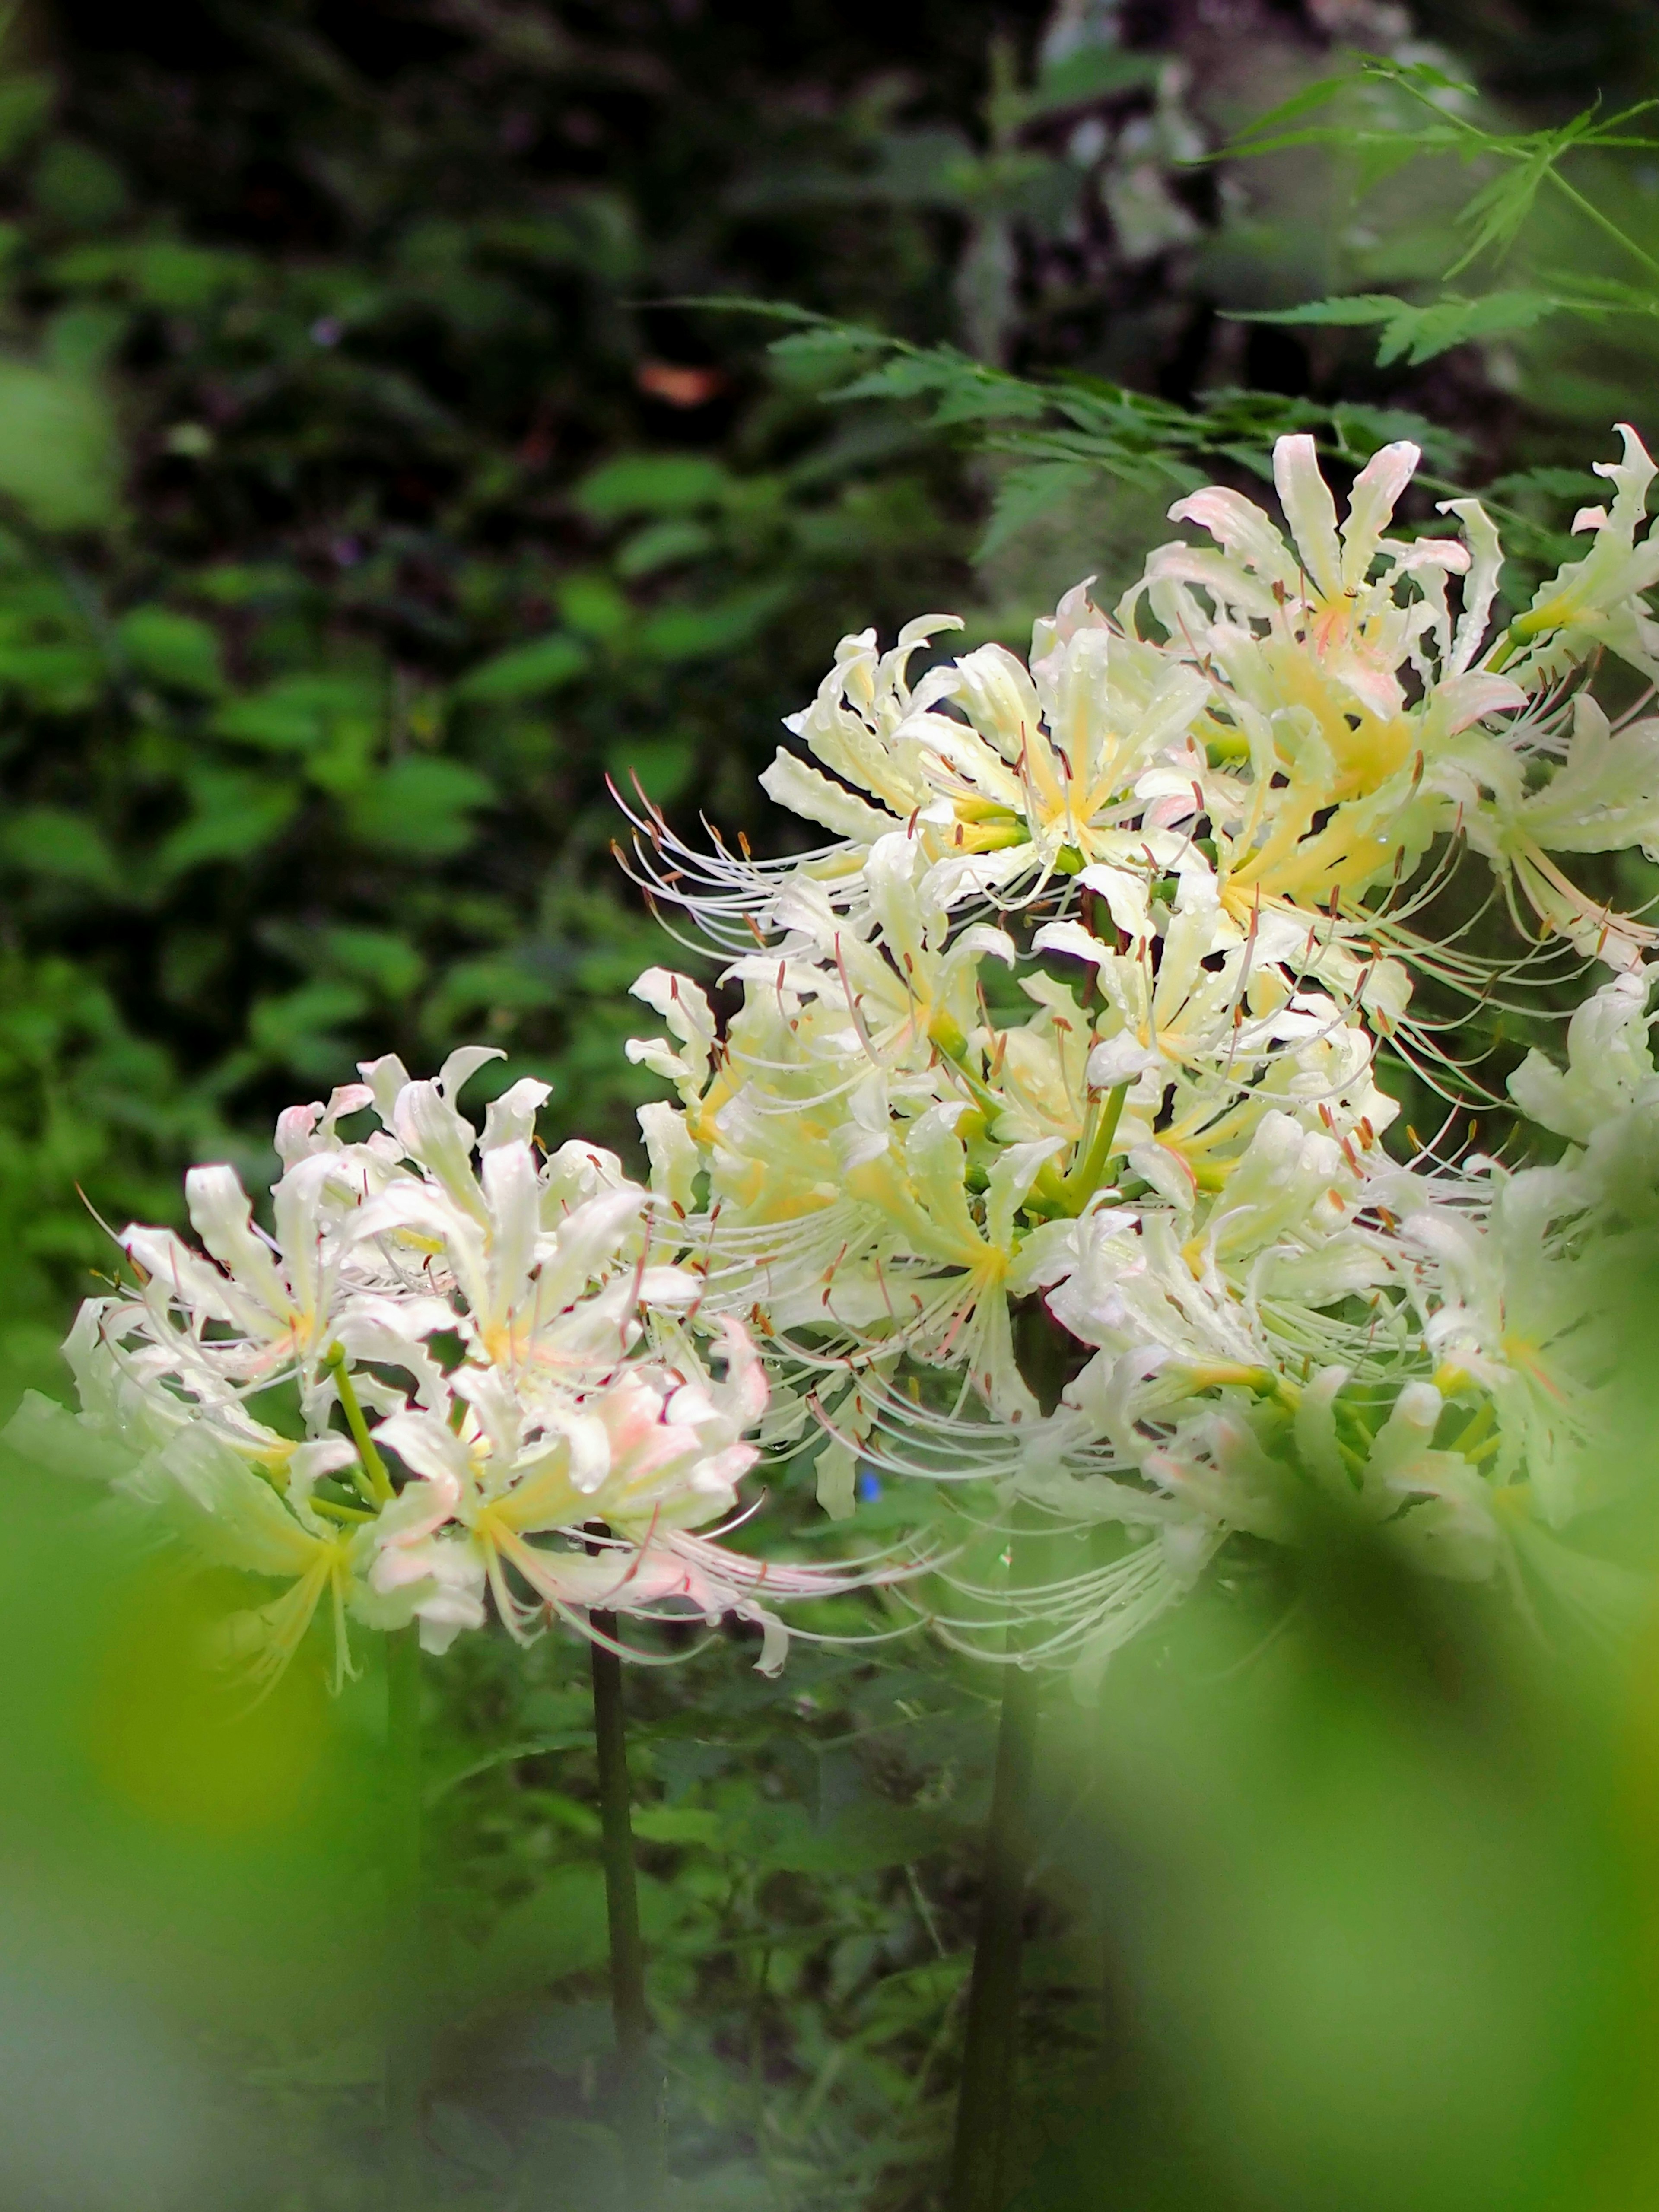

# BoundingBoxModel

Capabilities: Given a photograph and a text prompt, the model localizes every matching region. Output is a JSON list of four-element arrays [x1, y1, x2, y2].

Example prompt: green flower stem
[[949, 1301, 1068, 2212], [947, 1541, 1044, 2212], [590, 1613, 665, 2206], [385, 1624, 426, 2211], [324, 1343, 394, 1505], [1058, 1079, 1130, 1212]]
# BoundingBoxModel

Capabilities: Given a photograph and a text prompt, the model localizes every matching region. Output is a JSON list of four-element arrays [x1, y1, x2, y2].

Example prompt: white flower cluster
[[615, 426, 1659, 1689], [14, 1049, 882, 1688], [24, 427, 1659, 1697]]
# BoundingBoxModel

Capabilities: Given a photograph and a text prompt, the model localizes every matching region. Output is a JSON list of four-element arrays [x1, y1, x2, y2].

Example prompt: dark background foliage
[[5, 3, 1659, 2208]]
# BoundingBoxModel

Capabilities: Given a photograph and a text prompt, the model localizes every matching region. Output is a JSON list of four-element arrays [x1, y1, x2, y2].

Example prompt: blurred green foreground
[[8, 1417, 1659, 2212]]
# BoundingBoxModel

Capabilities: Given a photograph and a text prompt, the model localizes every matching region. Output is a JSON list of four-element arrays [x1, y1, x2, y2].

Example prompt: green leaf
[[572, 452, 732, 521], [556, 572, 629, 642], [1239, 290, 1562, 367], [1238, 294, 1403, 331], [128, 239, 261, 309], [0, 76, 55, 165], [157, 769, 300, 874], [116, 605, 224, 696], [192, 563, 310, 607], [1026, 44, 1158, 118], [421, 954, 562, 1034], [469, 1866, 674, 1999], [454, 632, 588, 703], [45, 303, 129, 379], [1484, 466, 1600, 500], [319, 926, 426, 998], [630, 1805, 724, 1846], [0, 640, 103, 711], [0, 806, 120, 891], [978, 459, 1097, 560], [211, 673, 379, 753], [636, 585, 788, 662], [248, 981, 370, 1076], [747, 1797, 950, 1876], [343, 756, 494, 858], [603, 737, 694, 804], [424, 1730, 594, 1805], [1377, 291, 1561, 364], [614, 517, 714, 578], [32, 140, 129, 231], [1220, 70, 1356, 155], [0, 359, 120, 530]]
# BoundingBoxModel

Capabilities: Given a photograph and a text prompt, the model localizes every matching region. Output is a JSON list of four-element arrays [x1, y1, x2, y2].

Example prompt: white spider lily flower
[[362, 1320, 889, 1671], [1508, 969, 1658, 1145], [1403, 1195, 1601, 1529], [1468, 695, 1659, 969], [1504, 423, 1659, 688], [1117, 438, 1532, 926], [39, 1052, 911, 1690], [1143, 1374, 1504, 1584]]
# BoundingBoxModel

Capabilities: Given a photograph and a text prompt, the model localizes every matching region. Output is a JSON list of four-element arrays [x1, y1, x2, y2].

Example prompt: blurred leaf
[[514, 2120, 627, 2207], [342, 756, 494, 857], [636, 585, 788, 662], [743, 1796, 950, 1875], [319, 926, 426, 997], [422, 953, 561, 1034], [426, 2102, 516, 2180], [614, 518, 714, 577], [630, 1805, 723, 1846], [0, 805, 119, 891], [604, 737, 693, 804], [211, 673, 378, 754], [572, 453, 733, 520], [157, 768, 299, 873], [424, 1729, 594, 1804], [31, 138, 128, 230], [979, 459, 1098, 559], [454, 632, 588, 703], [128, 240, 261, 310], [0, 75, 54, 164], [0, 358, 119, 530], [45, 302, 129, 379], [1026, 44, 1158, 115], [0, 639, 102, 711], [248, 981, 369, 1073], [116, 606, 224, 697], [1241, 289, 1566, 365], [556, 573, 630, 642], [469, 1865, 673, 1999]]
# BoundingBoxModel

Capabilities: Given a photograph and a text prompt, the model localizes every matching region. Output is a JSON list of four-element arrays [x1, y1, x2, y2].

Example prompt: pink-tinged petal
[[1340, 441, 1420, 590], [1431, 671, 1528, 735], [1166, 487, 1291, 578], [709, 1318, 769, 1427], [1272, 434, 1342, 599], [275, 1103, 324, 1166]]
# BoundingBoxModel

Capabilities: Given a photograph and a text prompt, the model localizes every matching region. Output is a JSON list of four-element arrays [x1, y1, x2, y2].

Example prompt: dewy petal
[[481, 1077, 552, 1152], [1165, 487, 1292, 582], [1271, 434, 1343, 599], [392, 1080, 489, 1218], [436, 1044, 507, 1100], [358, 1052, 413, 1126], [1339, 440, 1419, 591], [185, 1164, 292, 1322]]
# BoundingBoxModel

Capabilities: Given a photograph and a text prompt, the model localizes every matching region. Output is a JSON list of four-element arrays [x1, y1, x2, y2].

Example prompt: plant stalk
[[590, 1613, 665, 2205], [946, 1634, 1041, 2212], [385, 1623, 425, 2211], [949, 1307, 1068, 2212]]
